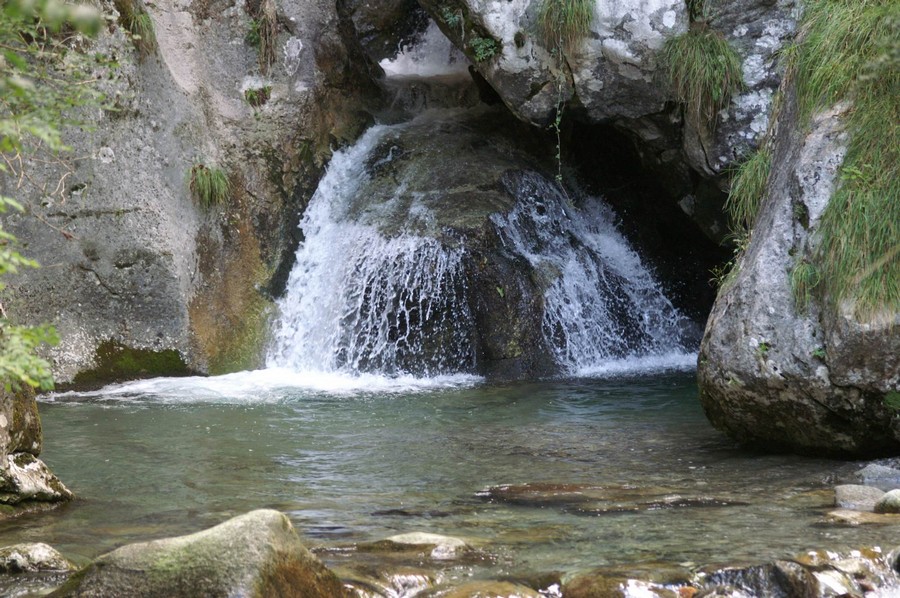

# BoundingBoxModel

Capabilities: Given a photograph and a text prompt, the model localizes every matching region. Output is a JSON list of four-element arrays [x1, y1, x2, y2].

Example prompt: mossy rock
[[50, 509, 348, 597], [68, 341, 192, 390]]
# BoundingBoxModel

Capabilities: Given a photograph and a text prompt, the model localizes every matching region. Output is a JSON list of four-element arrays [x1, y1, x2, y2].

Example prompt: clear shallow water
[[0, 372, 892, 585]]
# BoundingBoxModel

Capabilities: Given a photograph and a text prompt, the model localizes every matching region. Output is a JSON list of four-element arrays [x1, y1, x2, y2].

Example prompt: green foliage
[[709, 229, 749, 289], [811, 347, 826, 360], [537, 0, 593, 56], [725, 147, 770, 232], [0, 0, 105, 391], [245, 18, 261, 47], [886, 391, 900, 411], [686, 0, 706, 22], [114, 0, 156, 57], [756, 341, 771, 357], [791, 0, 899, 317], [189, 163, 230, 207], [661, 23, 744, 128], [244, 86, 271, 107], [469, 36, 498, 62], [440, 6, 463, 32], [791, 259, 821, 312]]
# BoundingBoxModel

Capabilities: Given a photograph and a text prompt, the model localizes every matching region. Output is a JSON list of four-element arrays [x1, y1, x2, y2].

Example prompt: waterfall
[[493, 173, 694, 376], [379, 21, 469, 78], [266, 124, 477, 377]]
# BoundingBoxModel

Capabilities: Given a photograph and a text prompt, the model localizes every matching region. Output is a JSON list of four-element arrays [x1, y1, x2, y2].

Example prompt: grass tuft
[[244, 86, 271, 107], [189, 164, 230, 208], [792, 0, 899, 318], [537, 0, 593, 56], [791, 259, 821, 312], [661, 23, 743, 129], [114, 0, 157, 57], [725, 147, 770, 232]]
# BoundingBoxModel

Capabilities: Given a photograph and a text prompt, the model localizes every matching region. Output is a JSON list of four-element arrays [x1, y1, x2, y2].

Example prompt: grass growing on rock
[[113, 0, 156, 56], [791, 0, 899, 317], [661, 23, 743, 128], [725, 147, 771, 232], [537, 0, 593, 55], [190, 164, 230, 207]]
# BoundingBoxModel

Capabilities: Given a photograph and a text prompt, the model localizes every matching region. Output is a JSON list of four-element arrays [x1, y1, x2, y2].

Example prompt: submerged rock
[[50, 509, 347, 598], [426, 580, 542, 597], [823, 509, 900, 526], [834, 484, 885, 511]]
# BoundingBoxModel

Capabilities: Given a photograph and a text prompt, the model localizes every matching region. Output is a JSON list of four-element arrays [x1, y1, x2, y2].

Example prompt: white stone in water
[[874, 489, 900, 514]]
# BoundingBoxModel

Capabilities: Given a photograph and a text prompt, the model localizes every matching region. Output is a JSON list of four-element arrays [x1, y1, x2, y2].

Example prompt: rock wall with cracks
[[416, 0, 797, 241], [697, 85, 900, 457], [3, 0, 378, 386]]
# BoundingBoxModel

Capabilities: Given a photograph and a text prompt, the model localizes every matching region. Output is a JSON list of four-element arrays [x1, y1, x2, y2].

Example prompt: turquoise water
[[0, 371, 893, 586]]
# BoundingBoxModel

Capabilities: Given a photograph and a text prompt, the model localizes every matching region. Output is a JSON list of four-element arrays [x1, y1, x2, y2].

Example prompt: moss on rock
[[68, 341, 191, 390]]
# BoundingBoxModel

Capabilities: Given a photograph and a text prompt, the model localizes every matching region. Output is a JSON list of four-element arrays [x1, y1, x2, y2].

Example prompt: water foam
[[379, 21, 470, 78]]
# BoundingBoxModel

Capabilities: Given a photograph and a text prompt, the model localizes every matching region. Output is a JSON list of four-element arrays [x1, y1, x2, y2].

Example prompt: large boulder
[[0, 388, 72, 513], [51, 509, 348, 597], [697, 85, 900, 456]]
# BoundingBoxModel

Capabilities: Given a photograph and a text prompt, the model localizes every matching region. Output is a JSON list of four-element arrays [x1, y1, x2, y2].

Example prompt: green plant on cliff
[[189, 163, 231, 207], [0, 0, 105, 390], [725, 147, 771, 232], [661, 22, 743, 129], [469, 36, 498, 62], [113, 0, 156, 57], [537, 0, 593, 56], [791, 0, 899, 317], [791, 259, 821, 312]]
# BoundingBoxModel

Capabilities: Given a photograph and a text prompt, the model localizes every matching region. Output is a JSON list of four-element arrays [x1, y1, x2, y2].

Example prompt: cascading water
[[494, 173, 695, 376], [266, 124, 477, 377]]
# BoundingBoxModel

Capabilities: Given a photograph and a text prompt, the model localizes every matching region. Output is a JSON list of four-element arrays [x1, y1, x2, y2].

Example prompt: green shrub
[[470, 36, 498, 62], [792, 0, 899, 317], [114, 0, 157, 56], [661, 23, 743, 128], [245, 18, 261, 47], [726, 147, 770, 232], [189, 164, 230, 207], [537, 0, 593, 55], [440, 6, 463, 32], [244, 86, 271, 107]]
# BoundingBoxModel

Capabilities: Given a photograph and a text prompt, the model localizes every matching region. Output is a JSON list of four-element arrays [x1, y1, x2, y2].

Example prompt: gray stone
[[430, 580, 542, 598], [0, 454, 73, 505], [874, 490, 900, 515], [824, 509, 900, 526], [857, 464, 900, 491], [0, 543, 76, 574], [50, 509, 347, 598], [697, 81, 900, 456], [834, 485, 885, 511], [6, 0, 379, 386]]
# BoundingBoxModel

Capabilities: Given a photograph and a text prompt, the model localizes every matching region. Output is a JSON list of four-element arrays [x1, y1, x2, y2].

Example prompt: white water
[[492, 173, 694, 375], [379, 21, 470, 78], [266, 123, 477, 379]]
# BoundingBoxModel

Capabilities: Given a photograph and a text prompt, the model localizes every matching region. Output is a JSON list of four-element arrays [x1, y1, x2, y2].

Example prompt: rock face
[[51, 509, 347, 597], [4, 0, 377, 387], [0, 388, 72, 513], [698, 85, 900, 456]]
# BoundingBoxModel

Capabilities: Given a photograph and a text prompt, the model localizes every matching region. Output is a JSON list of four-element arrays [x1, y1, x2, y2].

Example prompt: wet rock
[[0, 543, 76, 574], [429, 580, 542, 597], [696, 561, 816, 597], [565, 572, 681, 598], [0, 387, 72, 513], [384, 532, 471, 560], [856, 463, 900, 490], [340, 565, 435, 598], [50, 509, 348, 598], [823, 509, 900, 526], [874, 490, 900, 514], [834, 484, 885, 511]]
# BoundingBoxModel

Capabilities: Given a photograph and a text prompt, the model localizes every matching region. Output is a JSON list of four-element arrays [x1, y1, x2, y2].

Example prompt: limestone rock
[[697, 83, 900, 456], [0, 388, 72, 511], [857, 463, 900, 490], [874, 490, 900, 514], [0, 543, 76, 574], [823, 509, 900, 526], [50, 509, 347, 598], [834, 485, 885, 511], [385, 533, 471, 560]]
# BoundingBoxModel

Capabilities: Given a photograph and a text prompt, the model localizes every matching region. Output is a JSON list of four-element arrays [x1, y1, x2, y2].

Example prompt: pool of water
[[0, 371, 891, 587]]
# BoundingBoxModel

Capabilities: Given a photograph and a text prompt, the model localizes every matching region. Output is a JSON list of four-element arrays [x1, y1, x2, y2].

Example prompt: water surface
[[0, 371, 889, 586]]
